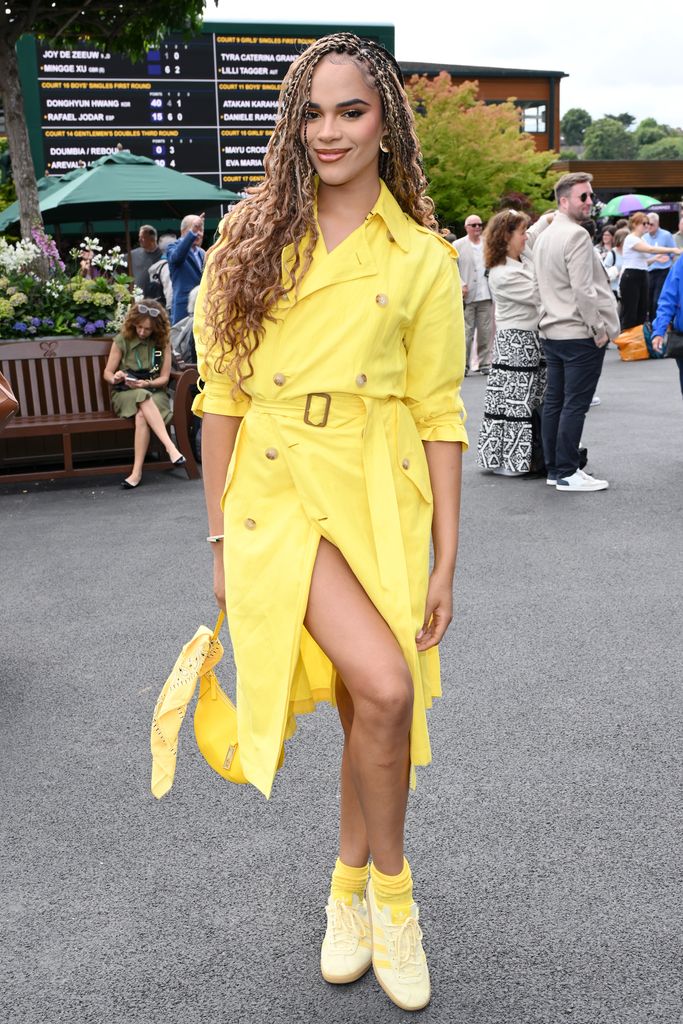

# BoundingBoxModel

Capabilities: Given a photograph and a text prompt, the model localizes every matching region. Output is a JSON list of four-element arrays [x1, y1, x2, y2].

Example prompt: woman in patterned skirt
[[477, 209, 553, 476]]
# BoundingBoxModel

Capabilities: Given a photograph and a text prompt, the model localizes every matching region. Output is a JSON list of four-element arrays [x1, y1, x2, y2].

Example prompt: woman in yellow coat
[[193, 34, 467, 1011]]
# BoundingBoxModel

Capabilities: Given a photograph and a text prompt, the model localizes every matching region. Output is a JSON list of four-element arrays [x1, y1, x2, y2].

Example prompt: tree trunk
[[0, 34, 43, 238]]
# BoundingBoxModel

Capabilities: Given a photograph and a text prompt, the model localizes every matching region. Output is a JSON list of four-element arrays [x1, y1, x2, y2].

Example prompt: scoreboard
[[17, 23, 394, 194]]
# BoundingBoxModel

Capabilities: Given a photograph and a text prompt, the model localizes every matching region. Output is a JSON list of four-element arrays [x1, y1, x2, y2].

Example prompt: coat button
[[265, 448, 278, 460], [375, 293, 388, 307], [356, 373, 367, 387], [402, 458, 410, 469], [273, 372, 286, 386], [244, 518, 256, 530]]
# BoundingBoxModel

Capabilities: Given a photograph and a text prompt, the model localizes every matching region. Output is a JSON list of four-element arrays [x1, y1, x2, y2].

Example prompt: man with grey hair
[[455, 214, 493, 374], [166, 213, 205, 323], [533, 172, 619, 492], [130, 224, 162, 293], [644, 211, 675, 318]]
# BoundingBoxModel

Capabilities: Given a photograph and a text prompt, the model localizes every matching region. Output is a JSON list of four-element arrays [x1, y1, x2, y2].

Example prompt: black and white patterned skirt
[[477, 328, 546, 473]]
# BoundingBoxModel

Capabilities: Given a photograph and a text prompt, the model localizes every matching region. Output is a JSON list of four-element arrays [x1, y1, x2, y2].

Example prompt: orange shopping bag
[[613, 325, 649, 362]]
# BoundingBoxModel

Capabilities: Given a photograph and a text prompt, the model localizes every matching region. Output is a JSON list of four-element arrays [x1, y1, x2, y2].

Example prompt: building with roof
[[400, 61, 566, 152]]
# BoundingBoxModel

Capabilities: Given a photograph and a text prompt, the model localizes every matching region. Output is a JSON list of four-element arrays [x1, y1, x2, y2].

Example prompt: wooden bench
[[0, 336, 200, 483]]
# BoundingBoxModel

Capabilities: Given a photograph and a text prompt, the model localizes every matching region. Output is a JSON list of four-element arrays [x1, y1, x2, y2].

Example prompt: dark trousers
[[677, 357, 683, 398], [541, 337, 606, 479], [648, 267, 671, 321], [620, 269, 648, 329]]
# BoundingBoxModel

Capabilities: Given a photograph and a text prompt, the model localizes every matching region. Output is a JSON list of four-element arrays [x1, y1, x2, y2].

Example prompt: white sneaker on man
[[320, 895, 372, 984], [556, 468, 609, 492], [590, 395, 601, 407]]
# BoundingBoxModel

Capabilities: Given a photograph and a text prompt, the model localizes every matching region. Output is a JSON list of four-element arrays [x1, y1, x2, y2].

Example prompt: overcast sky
[[208, 0, 682, 130]]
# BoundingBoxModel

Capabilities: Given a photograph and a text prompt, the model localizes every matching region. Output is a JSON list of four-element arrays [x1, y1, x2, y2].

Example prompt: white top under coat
[[487, 216, 550, 332]]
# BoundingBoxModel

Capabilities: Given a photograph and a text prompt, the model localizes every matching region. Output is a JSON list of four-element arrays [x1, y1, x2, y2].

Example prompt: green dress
[[110, 333, 172, 424]]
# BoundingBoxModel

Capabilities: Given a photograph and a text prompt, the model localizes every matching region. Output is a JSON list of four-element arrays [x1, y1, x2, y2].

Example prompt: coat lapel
[[281, 227, 378, 306]]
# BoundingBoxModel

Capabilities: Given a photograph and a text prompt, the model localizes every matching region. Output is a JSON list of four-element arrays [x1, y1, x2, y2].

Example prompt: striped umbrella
[[600, 194, 660, 217]]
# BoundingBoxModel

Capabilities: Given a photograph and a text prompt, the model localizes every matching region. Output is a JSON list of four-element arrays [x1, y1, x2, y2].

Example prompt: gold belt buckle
[[303, 392, 331, 428]]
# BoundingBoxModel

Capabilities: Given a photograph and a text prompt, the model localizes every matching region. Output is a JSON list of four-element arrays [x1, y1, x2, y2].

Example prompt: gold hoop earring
[[379, 137, 390, 154]]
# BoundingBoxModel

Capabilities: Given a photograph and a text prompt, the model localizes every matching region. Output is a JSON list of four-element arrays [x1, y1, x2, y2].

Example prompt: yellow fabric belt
[[251, 392, 371, 426], [249, 393, 411, 594]]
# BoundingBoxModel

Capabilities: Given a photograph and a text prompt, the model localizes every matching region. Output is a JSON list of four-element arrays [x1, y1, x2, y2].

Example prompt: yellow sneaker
[[366, 878, 431, 1010], [320, 895, 372, 984]]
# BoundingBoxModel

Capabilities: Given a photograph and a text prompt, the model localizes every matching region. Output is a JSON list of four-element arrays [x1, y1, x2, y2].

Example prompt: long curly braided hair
[[203, 33, 436, 390]]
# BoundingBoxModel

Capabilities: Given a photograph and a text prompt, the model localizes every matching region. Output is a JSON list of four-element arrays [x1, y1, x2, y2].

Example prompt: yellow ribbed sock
[[330, 857, 370, 905], [370, 858, 413, 923]]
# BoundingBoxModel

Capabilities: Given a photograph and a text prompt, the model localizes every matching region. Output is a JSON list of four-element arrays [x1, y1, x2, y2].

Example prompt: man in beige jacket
[[534, 173, 620, 492]]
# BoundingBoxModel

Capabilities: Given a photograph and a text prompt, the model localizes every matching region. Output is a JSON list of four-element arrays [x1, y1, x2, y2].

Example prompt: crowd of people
[[453, 177, 682, 491]]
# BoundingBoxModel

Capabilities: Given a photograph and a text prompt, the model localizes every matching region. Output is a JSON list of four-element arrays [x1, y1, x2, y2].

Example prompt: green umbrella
[[599, 193, 660, 218], [0, 167, 87, 233], [0, 152, 240, 259]]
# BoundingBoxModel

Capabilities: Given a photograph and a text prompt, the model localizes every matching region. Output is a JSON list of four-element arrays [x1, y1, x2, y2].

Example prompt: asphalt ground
[[1, 348, 681, 1024]]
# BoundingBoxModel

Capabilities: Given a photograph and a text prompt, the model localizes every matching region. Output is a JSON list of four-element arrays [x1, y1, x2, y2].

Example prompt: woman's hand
[[416, 567, 453, 652], [213, 548, 226, 614], [112, 370, 126, 384], [652, 335, 665, 353]]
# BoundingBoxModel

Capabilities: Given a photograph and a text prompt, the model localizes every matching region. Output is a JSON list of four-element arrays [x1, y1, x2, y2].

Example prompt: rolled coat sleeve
[[191, 249, 250, 419], [403, 248, 468, 447]]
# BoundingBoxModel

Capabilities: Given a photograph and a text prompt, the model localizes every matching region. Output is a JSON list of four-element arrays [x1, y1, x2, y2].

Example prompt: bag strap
[[212, 611, 225, 640]]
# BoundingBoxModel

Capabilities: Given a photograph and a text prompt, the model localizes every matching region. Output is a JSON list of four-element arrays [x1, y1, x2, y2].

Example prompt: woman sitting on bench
[[104, 299, 186, 489]]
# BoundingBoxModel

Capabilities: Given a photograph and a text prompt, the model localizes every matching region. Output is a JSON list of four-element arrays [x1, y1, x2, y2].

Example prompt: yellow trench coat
[[192, 181, 468, 798]]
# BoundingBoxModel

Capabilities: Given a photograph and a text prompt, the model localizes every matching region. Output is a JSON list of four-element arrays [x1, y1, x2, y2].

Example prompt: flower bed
[[0, 231, 136, 340]]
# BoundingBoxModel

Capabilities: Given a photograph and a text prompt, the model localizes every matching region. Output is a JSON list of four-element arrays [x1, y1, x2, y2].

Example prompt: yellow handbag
[[193, 612, 249, 785]]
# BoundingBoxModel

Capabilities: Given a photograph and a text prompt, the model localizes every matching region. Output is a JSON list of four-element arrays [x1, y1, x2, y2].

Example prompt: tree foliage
[[559, 107, 683, 161], [405, 74, 558, 226], [0, 138, 17, 212], [638, 136, 683, 159], [560, 107, 592, 146], [582, 118, 637, 160], [604, 112, 636, 129], [634, 117, 669, 148], [1, 2, 211, 53]]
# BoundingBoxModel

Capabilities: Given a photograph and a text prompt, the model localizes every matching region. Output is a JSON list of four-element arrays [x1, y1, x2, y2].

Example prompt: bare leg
[[336, 680, 370, 868], [305, 538, 412, 876], [125, 409, 151, 486], [137, 396, 182, 461]]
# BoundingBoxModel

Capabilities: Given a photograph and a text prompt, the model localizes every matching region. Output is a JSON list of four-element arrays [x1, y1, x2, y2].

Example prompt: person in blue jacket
[[166, 213, 206, 323], [652, 255, 683, 397]]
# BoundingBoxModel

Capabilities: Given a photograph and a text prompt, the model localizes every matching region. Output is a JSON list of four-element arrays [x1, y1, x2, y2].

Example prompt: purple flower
[[76, 315, 86, 326], [83, 322, 97, 334], [31, 317, 42, 326], [42, 318, 54, 327], [13, 321, 27, 332], [94, 319, 105, 329]]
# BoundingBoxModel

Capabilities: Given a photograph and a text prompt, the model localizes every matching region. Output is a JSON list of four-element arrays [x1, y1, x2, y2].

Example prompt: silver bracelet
[[206, 534, 224, 544]]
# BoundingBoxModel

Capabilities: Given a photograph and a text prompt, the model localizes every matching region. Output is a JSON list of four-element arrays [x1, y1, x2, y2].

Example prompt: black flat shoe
[[121, 478, 141, 489], [172, 455, 186, 467]]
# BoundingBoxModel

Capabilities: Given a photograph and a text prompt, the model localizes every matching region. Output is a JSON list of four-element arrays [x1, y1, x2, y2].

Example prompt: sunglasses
[[137, 303, 161, 318], [578, 192, 594, 202], [468, 222, 483, 228]]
